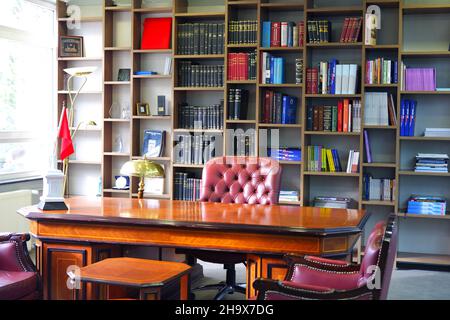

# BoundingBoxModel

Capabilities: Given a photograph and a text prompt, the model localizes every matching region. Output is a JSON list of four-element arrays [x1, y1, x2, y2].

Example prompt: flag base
[[38, 200, 68, 211]]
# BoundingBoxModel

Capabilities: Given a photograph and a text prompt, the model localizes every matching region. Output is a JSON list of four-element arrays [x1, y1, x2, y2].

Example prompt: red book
[[340, 18, 350, 42], [337, 100, 343, 131], [271, 22, 281, 47], [343, 99, 349, 132], [238, 53, 245, 80], [311, 68, 318, 94], [244, 53, 249, 80], [299, 21, 305, 47], [227, 53, 232, 80], [141, 17, 172, 49], [352, 18, 362, 43], [233, 53, 238, 80], [264, 91, 271, 123], [344, 18, 356, 43], [306, 68, 312, 93]]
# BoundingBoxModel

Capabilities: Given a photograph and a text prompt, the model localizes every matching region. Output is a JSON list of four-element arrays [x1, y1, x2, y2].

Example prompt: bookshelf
[[56, 0, 450, 269]]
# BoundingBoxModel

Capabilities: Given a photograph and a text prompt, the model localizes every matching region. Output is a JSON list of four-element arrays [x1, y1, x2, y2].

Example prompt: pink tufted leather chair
[[0, 233, 40, 300], [187, 156, 282, 300], [253, 215, 398, 300]]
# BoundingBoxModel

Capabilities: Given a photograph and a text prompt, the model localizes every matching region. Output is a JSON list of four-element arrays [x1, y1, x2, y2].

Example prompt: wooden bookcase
[[58, 0, 450, 269]]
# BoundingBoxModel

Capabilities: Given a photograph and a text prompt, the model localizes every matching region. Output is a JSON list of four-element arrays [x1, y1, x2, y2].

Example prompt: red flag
[[58, 108, 74, 160]]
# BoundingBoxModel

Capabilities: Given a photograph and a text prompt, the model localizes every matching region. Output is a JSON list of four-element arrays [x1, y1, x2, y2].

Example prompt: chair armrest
[[253, 278, 374, 300], [0, 233, 36, 272], [284, 253, 361, 276]]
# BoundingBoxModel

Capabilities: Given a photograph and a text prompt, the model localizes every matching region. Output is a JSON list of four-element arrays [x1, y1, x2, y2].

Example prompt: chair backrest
[[358, 215, 398, 299], [199, 156, 282, 205]]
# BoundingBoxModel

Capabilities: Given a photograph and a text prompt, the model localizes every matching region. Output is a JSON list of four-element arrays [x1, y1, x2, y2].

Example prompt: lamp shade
[[64, 66, 98, 77], [120, 159, 164, 178]]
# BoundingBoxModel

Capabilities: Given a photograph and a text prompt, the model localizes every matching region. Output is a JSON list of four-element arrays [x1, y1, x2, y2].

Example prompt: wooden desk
[[18, 197, 369, 300]]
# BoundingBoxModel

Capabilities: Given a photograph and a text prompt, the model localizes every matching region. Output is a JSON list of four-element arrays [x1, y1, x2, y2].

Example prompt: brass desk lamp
[[120, 159, 164, 198]]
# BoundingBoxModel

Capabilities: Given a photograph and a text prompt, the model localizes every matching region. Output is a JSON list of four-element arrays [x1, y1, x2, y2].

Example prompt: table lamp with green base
[[120, 159, 165, 199]]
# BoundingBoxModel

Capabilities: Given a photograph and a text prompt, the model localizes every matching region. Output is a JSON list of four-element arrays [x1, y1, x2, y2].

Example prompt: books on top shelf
[[142, 130, 165, 158], [424, 128, 450, 138], [306, 61, 359, 95], [314, 196, 354, 209], [227, 89, 249, 120], [268, 147, 301, 162], [176, 23, 225, 55], [178, 62, 224, 87], [262, 21, 304, 48], [227, 51, 257, 81], [174, 173, 201, 201], [262, 91, 298, 124], [174, 134, 217, 165], [363, 174, 395, 202], [178, 101, 224, 130], [365, 58, 398, 85], [400, 99, 417, 136], [279, 190, 299, 203], [339, 17, 363, 43], [364, 92, 397, 126], [307, 20, 331, 43], [407, 195, 446, 216], [400, 63, 436, 91], [228, 20, 257, 45], [414, 153, 449, 173], [261, 53, 285, 84], [306, 99, 361, 133]]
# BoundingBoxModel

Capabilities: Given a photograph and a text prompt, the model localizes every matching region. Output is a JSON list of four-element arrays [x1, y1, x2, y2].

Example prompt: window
[[0, 0, 56, 182]]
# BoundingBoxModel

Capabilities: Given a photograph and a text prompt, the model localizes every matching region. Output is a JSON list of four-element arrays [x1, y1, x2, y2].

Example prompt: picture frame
[[136, 103, 150, 116], [59, 36, 83, 57], [118, 68, 131, 81]]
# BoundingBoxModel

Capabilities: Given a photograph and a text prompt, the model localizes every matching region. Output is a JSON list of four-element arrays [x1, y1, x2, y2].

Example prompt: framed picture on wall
[[136, 103, 150, 116], [59, 36, 83, 57]]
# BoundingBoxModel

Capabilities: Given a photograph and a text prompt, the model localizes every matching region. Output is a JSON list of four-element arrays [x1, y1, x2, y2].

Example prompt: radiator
[[0, 189, 34, 234]]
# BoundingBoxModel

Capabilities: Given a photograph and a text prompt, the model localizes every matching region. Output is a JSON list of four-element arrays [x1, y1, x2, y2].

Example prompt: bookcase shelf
[[399, 136, 450, 141], [305, 94, 361, 98], [400, 91, 450, 95], [399, 171, 450, 177], [105, 6, 132, 12], [398, 212, 450, 221], [401, 51, 450, 57], [363, 162, 397, 168], [306, 42, 363, 48], [259, 84, 302, 88], [361, 200, 396, 206], [365, 83, 398, 88], [133, 7, 173, 13], [174, 54, 225, 59], [306, 6, 363, 15], [174, 87, 225, 91], [259, 47, 303, 52], [402, 4, 450, 14], [303, 171, 360, 177], [260, 3, 304, 10], [304, 131, 360, 136], [174, 12, 226, 18], [258, 123, 301, 128], [133, 49, 173, 54]]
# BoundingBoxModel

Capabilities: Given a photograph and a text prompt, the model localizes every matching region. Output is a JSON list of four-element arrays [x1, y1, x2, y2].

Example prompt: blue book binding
[[400, 99, 405, 136], [409, 100, 416, 136], [404, 99, 410, 136], [262, 21, 271, 48], [281, 95, 289, 124], [330, 59, 337, 94], [280, 57, 285, 84], [287, 96, 297, 124], [270, 56, 275, 84]]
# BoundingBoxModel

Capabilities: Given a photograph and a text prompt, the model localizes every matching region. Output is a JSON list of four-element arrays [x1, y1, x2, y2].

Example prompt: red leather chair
[[0, 233, 40, 300], [184, 156, 282, 300], [253, 215, 398, 300]]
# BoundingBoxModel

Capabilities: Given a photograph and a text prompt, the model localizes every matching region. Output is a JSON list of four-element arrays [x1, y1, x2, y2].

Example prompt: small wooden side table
[[69, 257, 191, 300]]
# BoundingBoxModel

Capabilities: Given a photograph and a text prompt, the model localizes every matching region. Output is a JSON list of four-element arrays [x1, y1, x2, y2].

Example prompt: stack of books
[[176, 23, 225, 55], [414, 153, 449, 173], [400, 64, 436, 91], [228, 20, 257, 45], [178, 102, 224, 130], [178, 62, 224, 87], [424, 128, 450, 138], [227, 89, 249, 120], [307, 20, 331, 43], [279, 191, 299, 203], [306, 99, 361, 132], [339, 17, 363, 43], [262, 91, 298, 124], [400, 99, 417, 136], [174, 134, 217, 165], [227, 51, 257, 81], [174, 173, 201, 201], [407, 195, 447, 216], [314, 196, 354, 209], [306, 61, 359, 94], [262, 21, 304, 48], [363, 174, 395, 201], [305, 146, 342, 172], [365, 58, 398, 84], [364, 92, 397, 126], [268, 147, 301, 162], [261, 53, 285, 84]]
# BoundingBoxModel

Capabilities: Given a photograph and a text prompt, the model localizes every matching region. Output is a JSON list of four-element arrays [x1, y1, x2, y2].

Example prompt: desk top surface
[[19, 197, 368, 235]]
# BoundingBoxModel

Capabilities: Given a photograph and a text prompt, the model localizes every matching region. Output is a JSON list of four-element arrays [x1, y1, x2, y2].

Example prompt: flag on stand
[[59, 107, 74, 160]]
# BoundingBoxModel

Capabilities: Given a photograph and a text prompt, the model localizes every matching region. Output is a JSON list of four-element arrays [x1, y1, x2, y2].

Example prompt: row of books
[[279, 190, 299, 203], [306, 99, 361, 133], [306, 146, 359, 173], [142, 130, 165, 158], [401, 64, 436, 91], [262, 91, 298, 124], [407, 195, 446, 215], [268, 148, 301, 162], [178, 102, 224, 130], [262, 21, 305, 48], [177, 62, 224, 87], [306, 62, 359, 94], [228, 20, 257, 45], [363, 174, 395, 202], [176, 23, 225, 55], [399, 99, 417, 136], [227, 51, 257, 81], [261, 53, 285, 84], [364, 92, 397, 126], [307, 20, 331, 43], [227, 88, 248, 120], [365, 58, 398, 85], [424, 128, 450, 138], [231, 133, 256, 157], [174, 134, 217, 165], [414, 153, 448, 173], [174, 173, 201, 201], [314, 197, 354, 209], [339, 17, 363, 43]]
